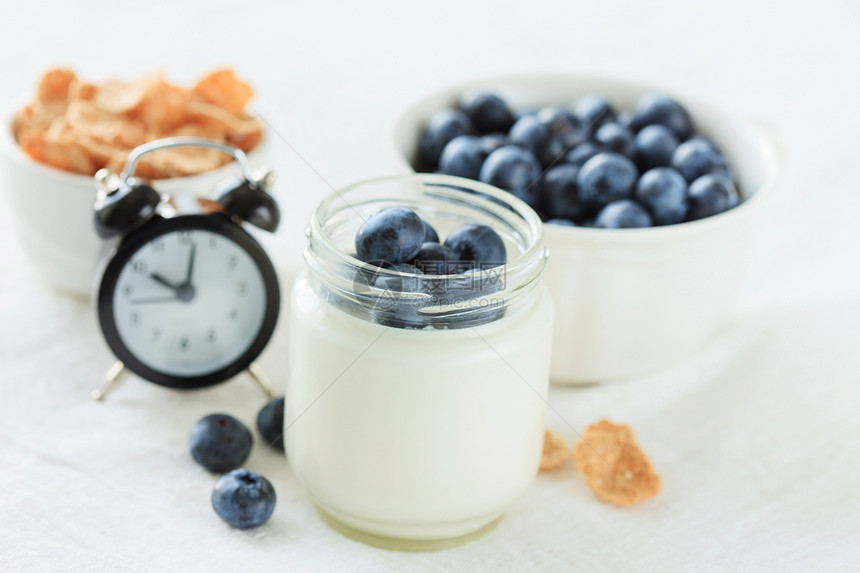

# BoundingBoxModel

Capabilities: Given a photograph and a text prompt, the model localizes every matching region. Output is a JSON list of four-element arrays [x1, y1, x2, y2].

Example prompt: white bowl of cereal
[[1, 68, 270, 298], [391, 73, 780, 383]]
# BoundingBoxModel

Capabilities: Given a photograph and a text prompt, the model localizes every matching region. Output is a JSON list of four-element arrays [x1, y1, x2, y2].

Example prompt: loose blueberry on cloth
[[189, 414, 253, 473], [212, 469, 277, 529], [256, 397, 285, 452]]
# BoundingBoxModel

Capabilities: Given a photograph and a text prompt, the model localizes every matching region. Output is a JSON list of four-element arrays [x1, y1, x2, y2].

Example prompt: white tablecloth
[[1, 1, 858, 570]]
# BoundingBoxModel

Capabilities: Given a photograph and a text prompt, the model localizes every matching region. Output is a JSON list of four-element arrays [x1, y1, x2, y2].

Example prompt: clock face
[[98, 215, 279, 388]]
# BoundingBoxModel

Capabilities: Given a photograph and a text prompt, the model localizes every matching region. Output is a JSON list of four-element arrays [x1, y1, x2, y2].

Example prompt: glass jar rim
[[311, 173, 545, 272], [306, 174, 548, 329]]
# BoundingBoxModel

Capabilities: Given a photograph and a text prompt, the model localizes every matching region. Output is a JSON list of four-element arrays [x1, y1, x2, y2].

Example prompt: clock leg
[[91, 361, 128, 401], [246, 362, 277, 398]]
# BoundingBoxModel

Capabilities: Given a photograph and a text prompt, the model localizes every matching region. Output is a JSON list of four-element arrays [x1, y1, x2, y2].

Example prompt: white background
[[1, 1, 859, 571]]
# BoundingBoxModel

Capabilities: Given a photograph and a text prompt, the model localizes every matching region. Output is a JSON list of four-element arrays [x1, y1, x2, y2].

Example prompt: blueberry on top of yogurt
[[351, 207, 506, 284], [444, 224, 507, 269], [374, 263, 425, 292], [355, 207, 425, 264], [421, 219, 440, 243], [411, 242, 466, 275], [349, 208, 507, 327]]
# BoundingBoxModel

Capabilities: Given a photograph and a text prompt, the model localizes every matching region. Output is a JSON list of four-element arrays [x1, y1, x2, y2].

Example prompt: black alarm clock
[[91, 137, 280, 400]]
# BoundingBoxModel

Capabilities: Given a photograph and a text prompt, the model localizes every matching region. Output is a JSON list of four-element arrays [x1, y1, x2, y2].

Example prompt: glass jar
[[286, 174, 553, 546]]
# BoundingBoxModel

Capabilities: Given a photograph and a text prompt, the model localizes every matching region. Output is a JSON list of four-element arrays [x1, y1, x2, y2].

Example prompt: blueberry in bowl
[[594, 199, 653, 229], [538, 164, 588, 222], [459, 90, 515, 134], [593, 122, 635, 158], [438, 135, 490, 180], [686, 173, 740, 221], [576, 152, 639, 212], [478, 145, 542, 207], [634, 167, 688, 225], [634, 124, 679, 171], [417, 109, 475, 169]]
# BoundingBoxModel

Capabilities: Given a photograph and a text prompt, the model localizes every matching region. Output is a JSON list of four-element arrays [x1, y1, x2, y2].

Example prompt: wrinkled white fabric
[[1, 0, 859, 570]]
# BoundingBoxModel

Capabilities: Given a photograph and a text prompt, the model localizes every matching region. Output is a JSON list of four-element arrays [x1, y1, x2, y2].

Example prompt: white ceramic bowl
[[1, 113, 270, 298], [392, 74, 779, 383]]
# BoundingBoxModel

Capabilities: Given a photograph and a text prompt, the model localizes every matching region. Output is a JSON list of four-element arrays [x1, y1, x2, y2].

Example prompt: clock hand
[[185, 242, 197, 285], [130, 295, 179, 305], [150, 272, 181, 293]]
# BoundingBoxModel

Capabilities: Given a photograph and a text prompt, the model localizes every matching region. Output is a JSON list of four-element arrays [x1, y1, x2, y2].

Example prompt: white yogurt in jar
[[287, 274, 552, 540], [285, 175, 553, 542]]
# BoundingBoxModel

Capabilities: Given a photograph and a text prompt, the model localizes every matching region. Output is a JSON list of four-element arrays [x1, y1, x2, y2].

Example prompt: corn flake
[[13, 68, 261, 178], [191, 69, 254, 116], [573, 419, 661, 507], [540, 430, 569, 471]]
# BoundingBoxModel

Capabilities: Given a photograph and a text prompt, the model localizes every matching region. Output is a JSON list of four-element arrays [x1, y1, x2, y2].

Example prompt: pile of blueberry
[[417, 91, 739, 228], [349, 207, 507, 327], [354, 207, 506, 275], [188, 396, 284, 529]]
